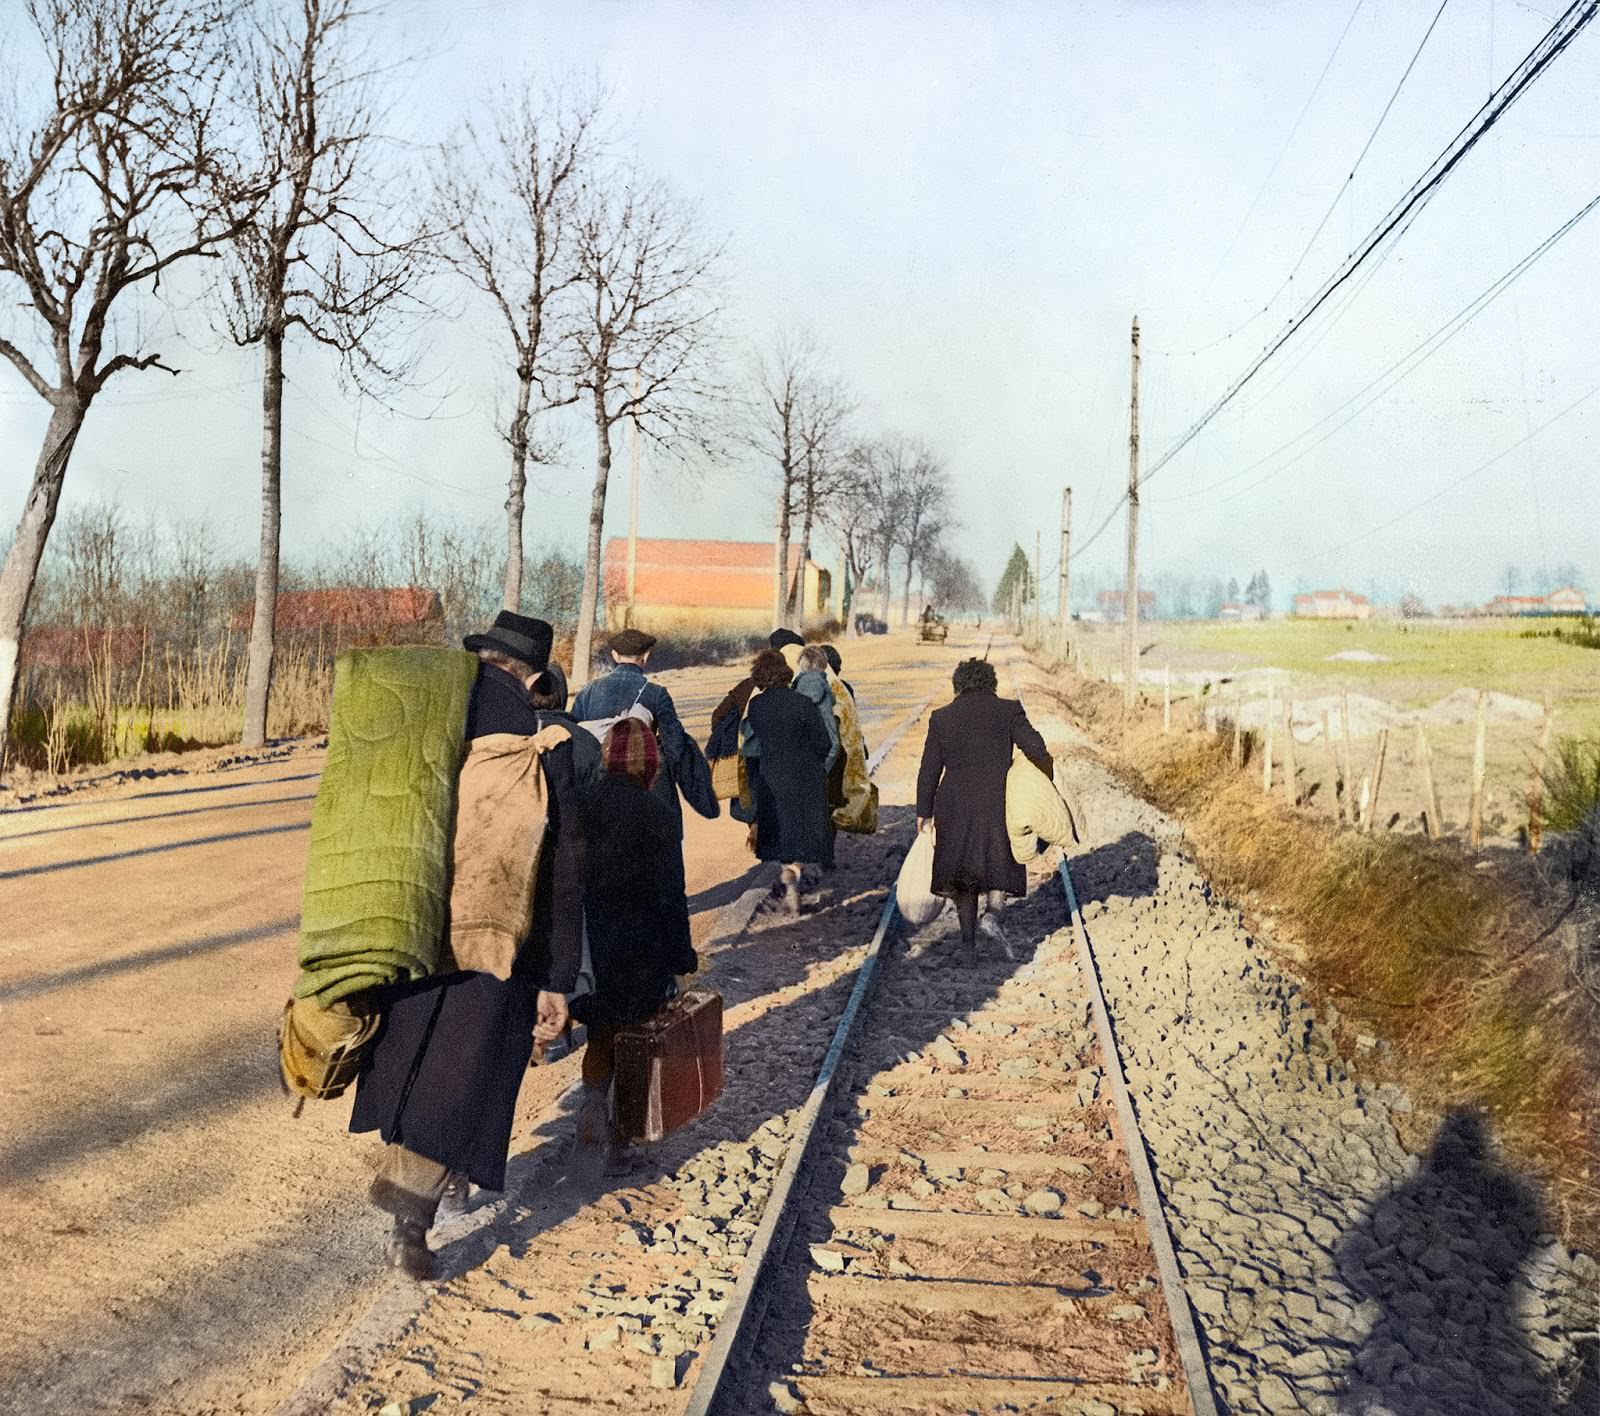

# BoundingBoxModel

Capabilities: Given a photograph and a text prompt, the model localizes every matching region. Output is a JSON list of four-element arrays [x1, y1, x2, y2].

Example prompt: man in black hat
[[350, 611, 586, 1279]]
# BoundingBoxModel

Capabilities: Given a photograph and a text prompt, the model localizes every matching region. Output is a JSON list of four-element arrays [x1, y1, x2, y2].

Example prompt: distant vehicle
[[854, 612, 888, 635], [917, 614, 949, 644]]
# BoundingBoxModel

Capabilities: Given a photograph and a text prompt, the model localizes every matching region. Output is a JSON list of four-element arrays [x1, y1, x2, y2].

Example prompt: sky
[[2, 0, 1598, 611]]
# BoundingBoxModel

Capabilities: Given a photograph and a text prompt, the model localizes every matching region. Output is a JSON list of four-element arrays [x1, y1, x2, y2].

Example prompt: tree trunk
[[242, 329, 285, 748], [901, 546, 916, 626], [572, 388, 612, 690], [792, 488, 815, 624], [0, 398, 86, 771], [878, 533, 894, 626], [775, 472, 793, 631], [503, 371, 533, 613]]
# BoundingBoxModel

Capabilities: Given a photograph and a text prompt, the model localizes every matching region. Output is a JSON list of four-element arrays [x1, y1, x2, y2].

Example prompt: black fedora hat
[[462, 611, 554, 671], [768, 628, 805, 651]]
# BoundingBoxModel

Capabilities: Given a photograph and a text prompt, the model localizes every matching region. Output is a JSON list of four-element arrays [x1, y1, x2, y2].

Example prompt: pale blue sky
[[2, 0, 1596, 608]]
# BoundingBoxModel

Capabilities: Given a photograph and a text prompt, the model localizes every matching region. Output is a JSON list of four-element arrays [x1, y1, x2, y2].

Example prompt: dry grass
[[1041, 660, 1600, 1247]]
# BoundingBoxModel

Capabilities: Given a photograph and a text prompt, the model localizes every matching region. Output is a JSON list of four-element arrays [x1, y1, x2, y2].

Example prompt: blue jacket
[[571, 663, 719, 836]]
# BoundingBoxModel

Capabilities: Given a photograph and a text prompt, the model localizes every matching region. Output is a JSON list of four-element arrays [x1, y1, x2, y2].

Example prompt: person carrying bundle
[[343, 612, 586, 1279]]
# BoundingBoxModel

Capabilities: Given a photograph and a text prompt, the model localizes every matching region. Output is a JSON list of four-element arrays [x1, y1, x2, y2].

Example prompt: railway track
[[685, 655, 1218, 1416]]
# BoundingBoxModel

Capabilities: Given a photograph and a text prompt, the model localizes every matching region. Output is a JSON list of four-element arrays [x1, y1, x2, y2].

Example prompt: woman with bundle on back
[[915, 657, 1053, 959]]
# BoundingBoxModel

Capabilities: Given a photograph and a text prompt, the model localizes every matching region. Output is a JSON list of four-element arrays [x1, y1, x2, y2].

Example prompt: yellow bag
[[1006, 752, 1086, 863], [710, 753, 753, 810], [278, 995, 380, 1102], [830, 677, 878, 834]]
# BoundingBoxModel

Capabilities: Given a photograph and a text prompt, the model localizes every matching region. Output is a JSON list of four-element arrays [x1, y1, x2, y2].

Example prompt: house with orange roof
[[1292, 589, 1371, 620]]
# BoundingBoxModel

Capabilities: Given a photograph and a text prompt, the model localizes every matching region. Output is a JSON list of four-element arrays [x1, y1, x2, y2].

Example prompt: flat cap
[[608, 627, 658, 656]]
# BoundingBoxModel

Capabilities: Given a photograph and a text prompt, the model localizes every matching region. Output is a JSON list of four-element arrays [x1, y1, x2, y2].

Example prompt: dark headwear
[[821, 644, 842, 675], [529, 662, 569, 710], [602, 717, 659, 788], [608, 627, 658, 657], [767, 628, 805, 651], [751, 648, 793, 690], [952, 658, 998, 695], [463, 611, 553, 671]]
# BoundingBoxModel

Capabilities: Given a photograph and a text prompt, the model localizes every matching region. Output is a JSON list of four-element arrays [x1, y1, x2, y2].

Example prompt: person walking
[[915, 657, 1053, 959], [569, 717, 699, 1171], [572, 627, 718, 918], [351, 612, 585, 1279], [528, 661, 601, 784], [740, 648, 835, 913]]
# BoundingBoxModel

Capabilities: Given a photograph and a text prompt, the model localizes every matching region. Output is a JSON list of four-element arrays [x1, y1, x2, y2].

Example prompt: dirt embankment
[[1031, 657, 1600, 1252]]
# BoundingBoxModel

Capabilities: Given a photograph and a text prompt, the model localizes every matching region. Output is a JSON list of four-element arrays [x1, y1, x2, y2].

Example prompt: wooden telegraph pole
[[1058, 484, 1072, 644], [1124, 317, 1141, 709], [1034, 528, 1043, 641], [625, 368, 642, 626]]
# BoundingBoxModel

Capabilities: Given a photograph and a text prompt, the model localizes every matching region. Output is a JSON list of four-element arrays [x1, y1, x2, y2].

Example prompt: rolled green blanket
[[294, 647, 479, 1006]]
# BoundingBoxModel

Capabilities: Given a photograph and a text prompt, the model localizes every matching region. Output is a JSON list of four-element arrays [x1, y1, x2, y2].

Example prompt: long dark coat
[[743, 684, 835, 867], [569, 776, 696, 1030], [349, 664, 585, 1191], [915, 689, 1053, 899]]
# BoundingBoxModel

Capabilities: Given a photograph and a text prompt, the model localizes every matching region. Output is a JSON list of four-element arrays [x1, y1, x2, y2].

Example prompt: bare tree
[[789, 377, 852, 623], [436, 79, 602, 614], [568, 172, 722, 685], [821, 442, 886, 633], [0, 0, 248, 763], [746, 333, 817, 629], [897, 446, 948, 625], [217, 0, 428, 748]]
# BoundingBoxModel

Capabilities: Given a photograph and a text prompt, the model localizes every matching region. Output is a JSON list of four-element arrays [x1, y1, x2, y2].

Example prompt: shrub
[[1544, 735, 1600, 835]]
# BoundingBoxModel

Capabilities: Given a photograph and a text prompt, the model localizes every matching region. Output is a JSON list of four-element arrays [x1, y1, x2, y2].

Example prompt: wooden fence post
[[1415, 720, 1443, 840], [1262, 690, 1276, 793], [1281, 699, 1299, 806], [1469, 689, 1488, 850], [1528, 683, 1555, 853], [1339, 691, 1355, 826], [1363, 727, 1389, 833], [1163, 666, 1171, 734], [1322, 710, 1337, 819], [1232, 694, 1243, 768]]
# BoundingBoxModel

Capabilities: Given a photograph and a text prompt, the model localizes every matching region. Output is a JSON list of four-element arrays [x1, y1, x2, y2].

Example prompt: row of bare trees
[[0, 1, 722, 755], [746, 335, 972, 630]]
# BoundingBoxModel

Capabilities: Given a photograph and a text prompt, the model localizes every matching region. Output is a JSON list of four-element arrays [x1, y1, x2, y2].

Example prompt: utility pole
[[625, 368, 641, 626], [1124, 316, 1141, 709], [1034, 527, 1042, 640], [1058, 484, 1072, 642]]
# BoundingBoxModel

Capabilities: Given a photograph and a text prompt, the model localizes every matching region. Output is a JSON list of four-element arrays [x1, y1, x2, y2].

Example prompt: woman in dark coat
[[568, 718, 698, 1166], [740, 648, 835, 913], [350, 615, 584, 1279], [915, 657, 1053, 958]]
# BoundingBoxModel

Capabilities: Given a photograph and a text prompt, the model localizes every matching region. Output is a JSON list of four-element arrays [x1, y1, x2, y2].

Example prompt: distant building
[[21, 626, 148, 670], [1547, 585, 1588, 614], [1217, 600, 1263, 622], [229, 587, 444, 644], [1484, 594, 1554, 617], [1095, 589, 1157, 623], [603, 537, 831, 633], [1292, 589, 1371, 621]]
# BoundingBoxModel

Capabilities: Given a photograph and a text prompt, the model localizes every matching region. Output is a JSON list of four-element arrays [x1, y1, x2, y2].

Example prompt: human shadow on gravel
[[1334, 1108, 1586, 1413], [1066, 830, 1159, 909]]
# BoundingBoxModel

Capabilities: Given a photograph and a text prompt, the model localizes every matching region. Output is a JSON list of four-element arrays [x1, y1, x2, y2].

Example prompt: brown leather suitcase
[[612, 989, 724, 1143]]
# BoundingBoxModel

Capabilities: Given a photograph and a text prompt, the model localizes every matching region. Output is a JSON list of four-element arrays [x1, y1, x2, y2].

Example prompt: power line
[[1157, 0, 1369, 358], [1277, 380, 1600, 573], [1069, 0, 1599, 567], [1153, 187, 1600, 505]]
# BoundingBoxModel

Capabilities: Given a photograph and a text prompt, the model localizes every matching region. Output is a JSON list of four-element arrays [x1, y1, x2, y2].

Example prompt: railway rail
[[684, 654, 1218, 1416]]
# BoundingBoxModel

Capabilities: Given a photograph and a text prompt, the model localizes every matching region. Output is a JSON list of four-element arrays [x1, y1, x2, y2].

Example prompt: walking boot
[[782, 866, 802, 916], [438, 1171, 471, 1216], [978, 912, 1014, 961], [387, 1217, 435, 1281]]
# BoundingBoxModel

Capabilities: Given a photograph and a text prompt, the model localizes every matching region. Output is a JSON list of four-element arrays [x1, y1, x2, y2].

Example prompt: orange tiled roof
[[603, 538, 806, 613], [230, 587, 442, 633]]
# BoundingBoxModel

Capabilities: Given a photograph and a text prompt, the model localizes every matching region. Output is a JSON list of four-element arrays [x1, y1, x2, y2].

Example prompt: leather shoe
[[387, 1217, 435, 1280]]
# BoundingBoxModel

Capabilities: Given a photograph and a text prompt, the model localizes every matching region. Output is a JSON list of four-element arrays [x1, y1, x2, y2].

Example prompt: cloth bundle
[[895, 829, 942, 927], [1005, 751, 1089, 864], [295, 647, 479, 1006], [829, 675, 878, 834]]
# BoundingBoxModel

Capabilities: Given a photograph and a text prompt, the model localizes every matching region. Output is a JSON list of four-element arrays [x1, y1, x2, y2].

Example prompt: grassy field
[[1067, 617, 1600, 843]]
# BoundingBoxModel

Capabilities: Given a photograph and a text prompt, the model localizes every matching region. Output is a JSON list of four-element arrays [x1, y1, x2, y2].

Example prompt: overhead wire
[[1066, 0, 1600, 564], [1152, 187, 1600, 505]]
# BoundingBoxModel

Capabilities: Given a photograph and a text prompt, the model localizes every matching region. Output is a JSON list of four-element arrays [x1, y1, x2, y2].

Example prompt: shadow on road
[[1068, 830, 1160, 908], [0, 792, 316, 843], [0, 820, 308, 881]]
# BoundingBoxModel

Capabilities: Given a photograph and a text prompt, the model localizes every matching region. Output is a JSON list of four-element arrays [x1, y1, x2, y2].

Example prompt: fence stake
[[1339, 691, 1355, 826], [1281, 699, 1298, 805], [1415, 720, 1443, 840], [1262, 691, 1275, 793], [1528, 683, 1555, 853], [1163, 665, 1171, 734], [1362, 727, 1389, 833], [1232, 693, 1243, 767], [1469, 689, 1488, 850], [1322, 710, 1336, 818]]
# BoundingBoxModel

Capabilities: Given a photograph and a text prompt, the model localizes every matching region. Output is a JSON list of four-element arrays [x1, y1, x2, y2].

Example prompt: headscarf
[[602, 716, 659, 789]]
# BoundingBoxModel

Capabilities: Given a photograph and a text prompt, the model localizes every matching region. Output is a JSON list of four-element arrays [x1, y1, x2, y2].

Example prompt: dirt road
[[0, 631, 959, 1415]]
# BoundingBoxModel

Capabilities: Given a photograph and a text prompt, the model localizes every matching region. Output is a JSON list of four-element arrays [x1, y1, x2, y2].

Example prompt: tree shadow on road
[[1335, 1107, 1594, 1414]]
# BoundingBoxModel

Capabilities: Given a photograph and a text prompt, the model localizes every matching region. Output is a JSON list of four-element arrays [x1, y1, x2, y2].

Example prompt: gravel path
[[1019, 662, 1599, 1416]]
